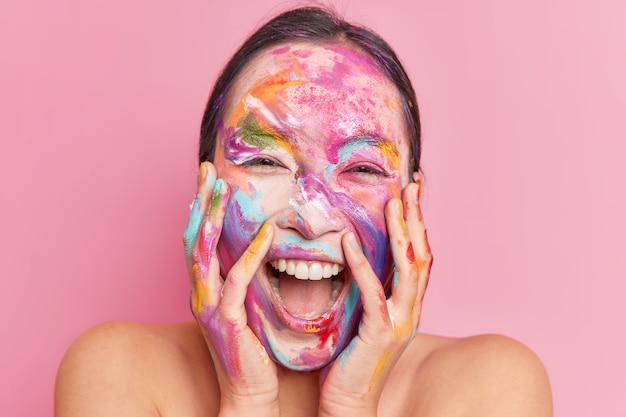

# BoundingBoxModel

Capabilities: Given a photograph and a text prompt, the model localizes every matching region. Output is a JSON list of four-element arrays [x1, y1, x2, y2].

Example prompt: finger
[[385, 196, 420, 317], [183, 162, 216, 263], [342, 232, 391, 330], [402, 182, 433, 325], [200, 179, 231, 307], [219, 223, 274, 321]]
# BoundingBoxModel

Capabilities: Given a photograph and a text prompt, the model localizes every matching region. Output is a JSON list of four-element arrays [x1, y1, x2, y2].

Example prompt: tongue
[[279, 273, 332, 319]]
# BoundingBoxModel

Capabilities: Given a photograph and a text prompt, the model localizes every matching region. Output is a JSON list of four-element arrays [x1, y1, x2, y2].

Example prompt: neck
[[278, 366, 321, 417]]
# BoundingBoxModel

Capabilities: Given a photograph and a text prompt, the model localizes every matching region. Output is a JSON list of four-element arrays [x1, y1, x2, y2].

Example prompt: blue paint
[[232, 189, 268, 223], [206, 169, 216, 191], [343, 281, 360, 326], [280, 236, 342, 260], [183, 193, 202, 259], [339, 336, 358, 368], [268, 338, 291, 365], [323, 137, 384, 183]]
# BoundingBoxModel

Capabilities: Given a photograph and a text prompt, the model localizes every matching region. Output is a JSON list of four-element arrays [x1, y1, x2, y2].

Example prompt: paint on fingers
[[244, 223, 272, 268], [183, 193, 203, 259], [406, 242, 415, 264], [196, 221, 221, 266], [201, 161, 217, 192], [192, 278, 210, 315], [416, 229, 433, 277], [209, 179, 226, 217]]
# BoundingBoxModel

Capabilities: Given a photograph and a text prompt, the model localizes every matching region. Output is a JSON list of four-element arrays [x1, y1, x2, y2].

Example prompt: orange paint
[[368, 350, 392, 391], [192, 278, 209, 314], [376, 140, 401, 171], [228, 60, 306, 128]]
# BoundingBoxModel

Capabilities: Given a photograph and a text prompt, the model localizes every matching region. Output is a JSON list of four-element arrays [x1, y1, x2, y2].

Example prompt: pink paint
[[214, 43, 416, 370]]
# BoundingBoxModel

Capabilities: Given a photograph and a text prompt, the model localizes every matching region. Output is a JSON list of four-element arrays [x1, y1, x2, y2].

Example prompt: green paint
[[238, 116, 278, 149], [210, 179, 224, 212]]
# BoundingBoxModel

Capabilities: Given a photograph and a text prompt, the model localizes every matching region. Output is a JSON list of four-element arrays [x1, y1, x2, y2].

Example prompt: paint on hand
[[368, 350, 391, 392], [183, 193, 203, 259], [192, 278, 210, 314], [406, 242, 415, 264]]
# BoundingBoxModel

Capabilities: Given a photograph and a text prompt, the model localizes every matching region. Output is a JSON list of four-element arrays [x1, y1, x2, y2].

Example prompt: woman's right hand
[[183, 161, 279, 417]]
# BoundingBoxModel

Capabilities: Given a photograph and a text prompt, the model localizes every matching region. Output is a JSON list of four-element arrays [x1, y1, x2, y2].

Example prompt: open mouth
[[266, 259, 346, 320]]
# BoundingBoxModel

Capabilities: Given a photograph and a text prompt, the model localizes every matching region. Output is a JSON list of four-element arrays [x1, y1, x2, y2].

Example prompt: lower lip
[[261, 264, 351, 333]]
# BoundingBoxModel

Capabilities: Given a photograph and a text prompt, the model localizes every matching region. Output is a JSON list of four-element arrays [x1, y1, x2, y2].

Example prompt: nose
[[275, 175, 347, 240]]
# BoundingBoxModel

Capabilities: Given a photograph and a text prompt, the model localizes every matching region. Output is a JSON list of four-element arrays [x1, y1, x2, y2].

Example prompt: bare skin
[[55, 322, 552, 417], [55, 42, 552, 417]]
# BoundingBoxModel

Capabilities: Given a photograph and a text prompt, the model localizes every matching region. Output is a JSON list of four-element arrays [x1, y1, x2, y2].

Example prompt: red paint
[[406, 242, 415, 264]]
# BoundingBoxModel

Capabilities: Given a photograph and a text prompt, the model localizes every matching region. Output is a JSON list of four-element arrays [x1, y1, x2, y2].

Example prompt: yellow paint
[[192, 276, 209, 314], [394, 320, 413, 339], [384, 96, 397, 109], [245, 223, 271, 267], [303, 323, 321, 333], [376, 140, 400, 171], [368, 350, 392, 391]]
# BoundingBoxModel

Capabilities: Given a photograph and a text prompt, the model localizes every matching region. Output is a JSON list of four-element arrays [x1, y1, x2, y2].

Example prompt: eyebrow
[[336, 134, 400, 167], [236, 114, 291, 151]]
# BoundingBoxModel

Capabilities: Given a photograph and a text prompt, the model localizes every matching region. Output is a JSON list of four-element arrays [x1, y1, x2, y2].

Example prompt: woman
[[55, 7, 552, 417]]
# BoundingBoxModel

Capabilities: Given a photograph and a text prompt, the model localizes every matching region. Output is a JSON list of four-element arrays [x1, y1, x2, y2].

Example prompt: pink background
[[1, 0, 625, 415]]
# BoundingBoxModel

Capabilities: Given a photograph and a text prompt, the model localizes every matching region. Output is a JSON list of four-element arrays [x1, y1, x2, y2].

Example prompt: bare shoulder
[[55, 321, 218, 417], [385, 333, 553, 417]]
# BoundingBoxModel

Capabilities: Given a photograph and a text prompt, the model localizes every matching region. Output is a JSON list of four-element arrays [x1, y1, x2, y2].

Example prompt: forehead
[[227, 43, 406, 131], [221, 42, 410, 177]]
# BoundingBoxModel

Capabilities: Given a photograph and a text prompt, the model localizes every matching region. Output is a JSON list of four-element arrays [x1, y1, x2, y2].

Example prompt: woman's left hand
[[318, 182, 432, 417]]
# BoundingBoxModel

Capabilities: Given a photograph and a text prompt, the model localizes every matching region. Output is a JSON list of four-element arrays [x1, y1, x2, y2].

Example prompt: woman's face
[[214, 42, 412, 370]]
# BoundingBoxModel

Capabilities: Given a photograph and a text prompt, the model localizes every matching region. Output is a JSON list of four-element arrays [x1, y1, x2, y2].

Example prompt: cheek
[[346, 182, 401, 235], [328, 188, 394, 280], [217, 187, 268, 270]]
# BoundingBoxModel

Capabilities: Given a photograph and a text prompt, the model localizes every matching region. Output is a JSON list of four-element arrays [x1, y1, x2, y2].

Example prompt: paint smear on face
[[213, 43, 411, 370]]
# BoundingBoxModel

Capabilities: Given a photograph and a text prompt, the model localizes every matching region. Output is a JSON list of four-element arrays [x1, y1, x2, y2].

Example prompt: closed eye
[[241, 158, 280, 166], [345, 164, 390, 177], [240, 157, 286, 169]]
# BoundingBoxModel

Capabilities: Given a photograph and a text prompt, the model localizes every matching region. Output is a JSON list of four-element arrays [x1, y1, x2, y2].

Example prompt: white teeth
[[322, 264, 332, 278], [269, 259, 344, 281], [278, 258, 287, 272], [295, 263, 308, 279], [309, 262, 323, 280]]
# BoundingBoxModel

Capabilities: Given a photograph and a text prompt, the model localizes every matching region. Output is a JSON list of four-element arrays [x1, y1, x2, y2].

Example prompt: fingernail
[[199, 163, 207, 184], [258, 223, 272, 239], [204, 165, 216, 190], [346, 232, 359, 250]]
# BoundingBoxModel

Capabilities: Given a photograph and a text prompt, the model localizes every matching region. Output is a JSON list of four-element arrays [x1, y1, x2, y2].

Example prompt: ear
[[412, 171, 423, 200]]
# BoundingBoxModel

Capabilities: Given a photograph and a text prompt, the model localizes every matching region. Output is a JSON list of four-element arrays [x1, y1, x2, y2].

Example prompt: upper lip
[[265, 249, 344, 266]]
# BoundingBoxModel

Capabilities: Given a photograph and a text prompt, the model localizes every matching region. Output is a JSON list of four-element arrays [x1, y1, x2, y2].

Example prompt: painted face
[[214, 43, 412, 370]]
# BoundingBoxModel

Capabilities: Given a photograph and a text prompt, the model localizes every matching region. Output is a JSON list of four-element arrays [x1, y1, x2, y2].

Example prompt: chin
[[243, 260, 364, 371]]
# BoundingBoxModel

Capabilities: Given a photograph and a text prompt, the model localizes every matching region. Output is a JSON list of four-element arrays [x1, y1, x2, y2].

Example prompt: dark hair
[[199, 6, 421, 174]]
